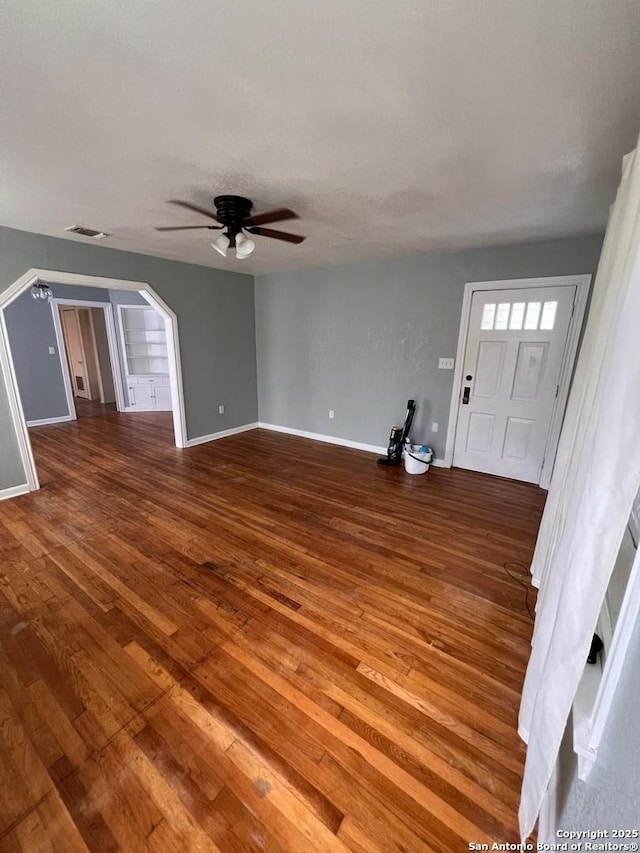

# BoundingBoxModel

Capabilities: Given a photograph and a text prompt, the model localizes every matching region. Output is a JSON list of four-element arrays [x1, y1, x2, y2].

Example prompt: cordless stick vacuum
[[377, 399, 416, 466]]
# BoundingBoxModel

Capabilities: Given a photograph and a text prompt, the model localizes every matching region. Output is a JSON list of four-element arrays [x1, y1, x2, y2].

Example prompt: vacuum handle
[[462, 386, 471, 405]]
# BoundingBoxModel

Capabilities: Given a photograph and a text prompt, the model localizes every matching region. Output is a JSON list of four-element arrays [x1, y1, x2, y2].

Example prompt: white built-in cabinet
[[117, 305, 172, 411]]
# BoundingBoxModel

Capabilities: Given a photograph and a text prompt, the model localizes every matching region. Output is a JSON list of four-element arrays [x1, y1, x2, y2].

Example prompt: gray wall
[[4, 283, 139, 423], [0, 378, 25, 490], [0, 225, 257, 490], [50, 283, 110, 302], [108, 289, 147, 305], [552, 614, 640, 832], [255, 235, 604, 457], [5, 285, 74, 422]]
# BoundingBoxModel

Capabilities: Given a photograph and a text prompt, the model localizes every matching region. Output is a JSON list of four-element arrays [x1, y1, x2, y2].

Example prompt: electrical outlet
[[438, 358, 455, 369], [431, 422, 439, 433], [329, 410, 335, 419], [218, 405, 225, 414], [48, 346, 56, 355]]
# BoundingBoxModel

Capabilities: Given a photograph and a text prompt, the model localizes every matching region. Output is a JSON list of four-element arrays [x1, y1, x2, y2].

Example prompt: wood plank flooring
[[73, 399, 118, 419], [0, 413, 544, 851]]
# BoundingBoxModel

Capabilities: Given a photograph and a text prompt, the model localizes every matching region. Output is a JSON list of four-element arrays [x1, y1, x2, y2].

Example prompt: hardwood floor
[[72, 398, 118, 419], [0, 413, 544, 852]]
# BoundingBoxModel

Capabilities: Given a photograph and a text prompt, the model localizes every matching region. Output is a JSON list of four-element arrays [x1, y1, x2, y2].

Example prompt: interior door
[[60, 307, 91, 399], [76, 309, 101, 400], [453, 286, 575, 483]]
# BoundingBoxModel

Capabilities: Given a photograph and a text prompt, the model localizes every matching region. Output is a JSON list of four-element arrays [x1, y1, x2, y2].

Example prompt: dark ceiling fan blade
[[167, 199, 222, 222], [154, 224, 223, 231], [244, 208, 299, 227], [248, 226, 305, 244]]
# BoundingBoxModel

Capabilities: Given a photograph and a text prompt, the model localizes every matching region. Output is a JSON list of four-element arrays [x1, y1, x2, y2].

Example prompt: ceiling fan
[[155, 195, 305, 259]]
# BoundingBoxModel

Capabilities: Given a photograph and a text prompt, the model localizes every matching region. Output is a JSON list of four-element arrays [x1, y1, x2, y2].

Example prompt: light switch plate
[[438, 358, 455, 369], [48, 346, 56, 355]]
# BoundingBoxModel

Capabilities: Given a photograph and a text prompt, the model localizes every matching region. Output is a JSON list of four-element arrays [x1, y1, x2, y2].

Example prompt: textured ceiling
[[1, 0, 639, 275]]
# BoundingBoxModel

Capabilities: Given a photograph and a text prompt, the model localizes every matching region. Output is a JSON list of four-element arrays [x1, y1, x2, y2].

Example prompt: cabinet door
[[127, 382, 153, 410], [153, 384, 172, 411]]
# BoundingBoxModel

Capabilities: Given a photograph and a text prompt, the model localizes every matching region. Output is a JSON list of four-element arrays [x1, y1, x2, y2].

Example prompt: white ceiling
[[1, 0, 639, 275]]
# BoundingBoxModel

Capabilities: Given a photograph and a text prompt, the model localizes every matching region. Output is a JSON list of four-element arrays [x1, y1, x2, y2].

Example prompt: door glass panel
[[509, 302, 525, 330], [540, 301, 558, 330], [495, 303, 510, 330], [524, 302, 541, 329], [481, 303, 496, 330]]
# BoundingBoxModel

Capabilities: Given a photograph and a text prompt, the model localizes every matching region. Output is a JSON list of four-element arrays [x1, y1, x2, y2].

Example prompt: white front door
[[453, 285, 575, 483]]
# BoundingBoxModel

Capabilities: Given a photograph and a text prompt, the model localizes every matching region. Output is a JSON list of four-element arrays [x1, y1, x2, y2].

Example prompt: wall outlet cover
[[218, 405, 225, 414], [438, 358, 455, 369], [432, 422, 439, 432], [329, 410, 335, 419]]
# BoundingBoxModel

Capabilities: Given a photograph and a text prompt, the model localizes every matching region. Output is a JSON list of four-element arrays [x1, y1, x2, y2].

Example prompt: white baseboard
[[124, 406, 172, 413], [26, 414, 74, 427], [0, 483, 31, 501], [185, 422, 259, 448], [185, 419, 447, 463], [257, 421, 445, 465], [258, 422, 386, 454]]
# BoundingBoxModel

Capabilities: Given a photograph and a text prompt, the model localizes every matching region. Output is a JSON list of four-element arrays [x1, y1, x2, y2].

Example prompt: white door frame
[[443, 274, 591, 489], [50, 298, 128, 421], [0, 269, 188, 495]]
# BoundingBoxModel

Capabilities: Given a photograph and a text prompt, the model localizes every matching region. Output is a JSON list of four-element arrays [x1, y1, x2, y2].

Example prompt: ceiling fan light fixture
[[235, 232, 256, 259], [211, 234, 230, 257]]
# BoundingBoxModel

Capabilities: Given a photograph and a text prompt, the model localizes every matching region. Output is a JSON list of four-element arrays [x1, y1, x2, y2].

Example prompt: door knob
[[462, 386, 471, 405]]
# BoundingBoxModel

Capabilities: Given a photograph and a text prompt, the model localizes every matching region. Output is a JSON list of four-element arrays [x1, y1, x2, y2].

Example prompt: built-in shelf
[[116, 305, 172, 409], [118, 306, 169, 377]]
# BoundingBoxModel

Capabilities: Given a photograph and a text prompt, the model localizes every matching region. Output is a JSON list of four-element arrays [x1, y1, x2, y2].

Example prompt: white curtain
[[518, 136, 640, 839]]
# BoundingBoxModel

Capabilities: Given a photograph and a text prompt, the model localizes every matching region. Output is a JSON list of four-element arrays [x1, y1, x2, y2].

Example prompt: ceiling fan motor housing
[[214, 195, 253, 243]]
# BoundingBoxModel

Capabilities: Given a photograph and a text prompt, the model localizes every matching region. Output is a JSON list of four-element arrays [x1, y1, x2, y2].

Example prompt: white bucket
[[403, 448, 432, 475]]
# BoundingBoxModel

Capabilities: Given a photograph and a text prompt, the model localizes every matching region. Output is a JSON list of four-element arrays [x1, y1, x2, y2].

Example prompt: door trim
[[0, 269, 188, 496], [52, 298, 128, 416], [443, 275, 591, 488], [52, 304, 80, 419]]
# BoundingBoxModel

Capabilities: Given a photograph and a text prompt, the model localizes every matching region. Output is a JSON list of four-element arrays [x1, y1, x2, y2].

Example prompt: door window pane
[[495, 303, 510, 330], [481, 303, 496, 330], [524, 302, 541, 329], [509, 302, 525, 330], [540, 301, 558, 330]]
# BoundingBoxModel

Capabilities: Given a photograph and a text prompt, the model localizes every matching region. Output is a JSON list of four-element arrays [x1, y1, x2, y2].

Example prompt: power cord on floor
[[503, 561, 535, 622]]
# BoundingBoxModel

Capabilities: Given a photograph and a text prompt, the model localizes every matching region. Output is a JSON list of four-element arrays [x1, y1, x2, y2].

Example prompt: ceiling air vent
[[64, 225, 109, 239]]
